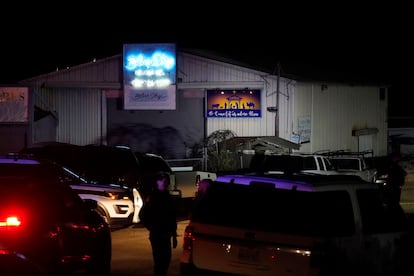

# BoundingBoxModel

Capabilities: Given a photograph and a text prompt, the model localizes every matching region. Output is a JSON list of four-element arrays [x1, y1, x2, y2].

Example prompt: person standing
[[139, 171, 178, 276], [190, 178, 213, 216], [386, 153, 407, 204], [197, 178, 213, 198]]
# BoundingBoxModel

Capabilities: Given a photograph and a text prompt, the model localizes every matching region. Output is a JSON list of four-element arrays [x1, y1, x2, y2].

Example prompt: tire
[[95, 204, 112, 227]]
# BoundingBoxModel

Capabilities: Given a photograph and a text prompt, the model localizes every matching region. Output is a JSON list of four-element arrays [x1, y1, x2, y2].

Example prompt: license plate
[[238, 247, 260, 263]]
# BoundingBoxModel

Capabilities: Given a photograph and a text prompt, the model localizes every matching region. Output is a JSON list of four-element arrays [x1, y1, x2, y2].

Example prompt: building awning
[[253, 136, 300, 152], [221, 136, 300, 153]]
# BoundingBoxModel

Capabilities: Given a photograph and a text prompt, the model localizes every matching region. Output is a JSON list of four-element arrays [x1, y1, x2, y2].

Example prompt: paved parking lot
[[111, 220, 189, 276], [110, 174, 414, 276], [401, 173, 414, 213]]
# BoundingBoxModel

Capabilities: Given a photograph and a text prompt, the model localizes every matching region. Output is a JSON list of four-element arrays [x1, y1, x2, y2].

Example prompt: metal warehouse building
[[1, 46, 388, 158]]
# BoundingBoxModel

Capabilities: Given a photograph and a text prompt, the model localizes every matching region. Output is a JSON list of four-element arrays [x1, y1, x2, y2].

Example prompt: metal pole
[[275, 62, 280, 137]]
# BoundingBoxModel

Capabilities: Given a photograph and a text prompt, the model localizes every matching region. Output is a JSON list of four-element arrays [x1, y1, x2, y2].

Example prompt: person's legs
[[150, 234, 172, 276], [397, 187, 402, 202], [389, 187, 401, 204]]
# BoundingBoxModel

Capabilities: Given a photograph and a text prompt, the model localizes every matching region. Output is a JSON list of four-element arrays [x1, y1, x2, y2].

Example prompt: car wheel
[[96, 205, 111, 226]]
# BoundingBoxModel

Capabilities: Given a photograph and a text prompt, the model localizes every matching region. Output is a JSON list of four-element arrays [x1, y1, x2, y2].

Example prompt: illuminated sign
[[123, 43, 176, 110], [206, 89, 261, 118], [0, 87, 29, 123]]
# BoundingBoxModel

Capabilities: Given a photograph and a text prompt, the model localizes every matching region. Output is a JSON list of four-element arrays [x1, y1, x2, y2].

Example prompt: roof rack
[[317, 149, 374, 158]]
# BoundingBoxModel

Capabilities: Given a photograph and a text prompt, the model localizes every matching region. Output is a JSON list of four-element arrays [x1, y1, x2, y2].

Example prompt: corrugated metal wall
[[21, 56, 118, 145], [177, 53, 295, 140], [24, 53, 296, 147], [19, 51, 388, 156], [294, 83, 388, 156], [33, 88, 105, 145]]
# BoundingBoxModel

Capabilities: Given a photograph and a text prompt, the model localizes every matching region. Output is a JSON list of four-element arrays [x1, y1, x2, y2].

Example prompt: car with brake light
[[0, 154, 112, 275], [181, 173, 413, 275]]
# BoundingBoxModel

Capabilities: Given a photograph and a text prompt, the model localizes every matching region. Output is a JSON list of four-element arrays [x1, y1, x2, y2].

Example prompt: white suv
[[181, 173, 413, 275], [21, 143, 140, 228], [60, 166, 135, 229], [69, 183, 134, 228], [325, 150, 378, 182], [251, 153, 338, 175]]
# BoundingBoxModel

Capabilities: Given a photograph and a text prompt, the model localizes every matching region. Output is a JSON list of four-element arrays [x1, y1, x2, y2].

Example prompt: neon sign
[[124, 44, 176, 89], [123, 44, 176, 110], [124, 51, 175, 89]]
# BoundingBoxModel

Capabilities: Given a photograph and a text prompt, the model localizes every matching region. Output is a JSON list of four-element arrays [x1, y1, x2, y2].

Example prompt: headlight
[[375, 174, 388, 185], [106, 192, 130, 200]]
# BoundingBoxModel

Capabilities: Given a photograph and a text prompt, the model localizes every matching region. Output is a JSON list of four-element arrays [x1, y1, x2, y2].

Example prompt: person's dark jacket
[[388, 162, 407, 189], [139, 190, 177, 237]]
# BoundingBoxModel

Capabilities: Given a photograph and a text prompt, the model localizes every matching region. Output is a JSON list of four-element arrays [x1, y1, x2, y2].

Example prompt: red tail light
[[183, 225, 195, 250], [0, 216, 22, 228]]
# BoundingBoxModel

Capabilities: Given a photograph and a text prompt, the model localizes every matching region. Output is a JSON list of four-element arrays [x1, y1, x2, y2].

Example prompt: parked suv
[[250, 152, 338, 175], [181, 173, 413, 275], [321, 150, 378, 182], [69, 181, 134, 228], [0, 154, 112, 275], [21, 143, 137, 228]]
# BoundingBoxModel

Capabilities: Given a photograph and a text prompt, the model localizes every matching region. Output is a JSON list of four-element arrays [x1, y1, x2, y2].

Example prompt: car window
[[192, 183, 355, 237], [136, 154, 172, 173], [316, 157, 324, 170], [357, 188, 408, 234], [331, 158, 359, 170], [323, 157, 335, 170], [71, 146, 139, 184], [262, 155, 305, 172], [22, 145, 141, 187]]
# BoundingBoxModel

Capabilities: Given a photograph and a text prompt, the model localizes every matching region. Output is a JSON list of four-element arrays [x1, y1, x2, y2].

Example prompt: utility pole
[[275, 62, 280, 137]]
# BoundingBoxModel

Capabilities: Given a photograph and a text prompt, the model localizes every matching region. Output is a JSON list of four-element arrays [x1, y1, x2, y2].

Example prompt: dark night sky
[[1, 4, 411, 117]]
